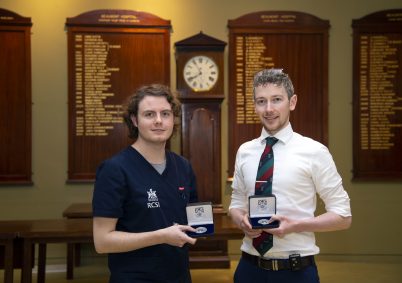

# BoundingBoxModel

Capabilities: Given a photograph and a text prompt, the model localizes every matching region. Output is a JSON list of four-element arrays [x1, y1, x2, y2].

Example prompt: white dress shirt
[[229, 123, 351, 258]]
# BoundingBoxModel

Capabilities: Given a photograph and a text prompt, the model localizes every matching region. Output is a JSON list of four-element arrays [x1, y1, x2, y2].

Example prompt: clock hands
[[187, 66, 203, 82], [187, 69, 202, 82]]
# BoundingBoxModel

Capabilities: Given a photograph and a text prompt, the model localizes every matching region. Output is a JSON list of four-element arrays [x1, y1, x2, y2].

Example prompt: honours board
[[227, 11, 329, 177], [0, 9, 32, 185], [352, 10, 402, 180], [66, 10, 171, 182]]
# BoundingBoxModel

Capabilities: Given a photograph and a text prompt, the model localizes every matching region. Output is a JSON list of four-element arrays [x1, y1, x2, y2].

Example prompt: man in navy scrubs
[[92, 84, 198, 283]]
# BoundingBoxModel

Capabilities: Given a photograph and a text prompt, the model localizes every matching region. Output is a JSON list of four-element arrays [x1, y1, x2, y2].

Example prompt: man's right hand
[[161, 224, 197, 247]]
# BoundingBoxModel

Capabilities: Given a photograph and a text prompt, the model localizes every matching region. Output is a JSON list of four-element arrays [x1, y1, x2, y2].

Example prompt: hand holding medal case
[[186, 202, 214, 237], [249, 194, 280, 229]]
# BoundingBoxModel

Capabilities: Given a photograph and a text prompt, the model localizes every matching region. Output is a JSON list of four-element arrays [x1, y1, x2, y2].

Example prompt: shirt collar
[[259, 123, 293, 145]]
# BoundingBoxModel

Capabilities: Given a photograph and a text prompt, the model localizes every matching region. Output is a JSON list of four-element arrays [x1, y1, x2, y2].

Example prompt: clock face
[[183, 55, 219, 92]]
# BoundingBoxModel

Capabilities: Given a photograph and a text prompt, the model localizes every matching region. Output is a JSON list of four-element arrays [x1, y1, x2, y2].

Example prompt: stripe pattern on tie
[[252, 136, 278, 256]]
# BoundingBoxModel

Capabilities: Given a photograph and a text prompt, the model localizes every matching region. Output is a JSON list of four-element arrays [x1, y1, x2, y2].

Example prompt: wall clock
[[175, 31, 225, 96], [183, 55, 219, 92]]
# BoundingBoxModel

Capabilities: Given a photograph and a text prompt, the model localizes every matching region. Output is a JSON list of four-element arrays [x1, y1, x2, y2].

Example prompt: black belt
[[242, 251, 315, 271]]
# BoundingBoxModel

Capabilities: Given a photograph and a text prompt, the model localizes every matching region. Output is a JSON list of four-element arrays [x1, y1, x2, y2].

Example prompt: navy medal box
[[186, 202, 214, 237]]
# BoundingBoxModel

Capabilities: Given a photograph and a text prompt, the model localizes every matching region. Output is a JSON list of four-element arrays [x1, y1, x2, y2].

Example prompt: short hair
[[123, 84, 181, 140], [253, 68, 294, 99]]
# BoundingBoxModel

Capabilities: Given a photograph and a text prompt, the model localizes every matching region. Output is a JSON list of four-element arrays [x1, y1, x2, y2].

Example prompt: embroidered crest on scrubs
[[147, 189, 160, 208]]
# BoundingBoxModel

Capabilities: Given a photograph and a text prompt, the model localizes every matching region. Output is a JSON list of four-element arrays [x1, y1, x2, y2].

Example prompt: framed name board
[[0, 9, 32, 185], [227, 11, 329, 177], [352, 10, 402, 180], [66, 10, 171, 182]]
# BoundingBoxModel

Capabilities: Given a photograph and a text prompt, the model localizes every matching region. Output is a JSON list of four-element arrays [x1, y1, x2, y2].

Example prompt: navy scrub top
[[92, 146, 198, 282]]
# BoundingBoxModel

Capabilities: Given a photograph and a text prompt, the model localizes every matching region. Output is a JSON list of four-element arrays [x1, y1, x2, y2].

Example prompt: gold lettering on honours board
[[359, 35, 402, 150], [74, 34, 123, 137], [260, 14, 296, 23], [98, 14, 140, 23], [0, 16, 14, 20], [386, 13, 402, 21]]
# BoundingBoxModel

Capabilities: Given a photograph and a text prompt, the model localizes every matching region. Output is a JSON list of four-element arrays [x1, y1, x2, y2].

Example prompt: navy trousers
[[109, 270, 191, 283], [234, 256, 320, 283]]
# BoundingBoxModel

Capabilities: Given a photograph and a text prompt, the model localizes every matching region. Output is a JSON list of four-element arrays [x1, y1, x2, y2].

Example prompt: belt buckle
[[258, 257, 279, 271]]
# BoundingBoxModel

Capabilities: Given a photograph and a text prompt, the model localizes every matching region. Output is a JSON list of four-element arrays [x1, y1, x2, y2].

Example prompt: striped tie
[[252, 136, 278, 256]]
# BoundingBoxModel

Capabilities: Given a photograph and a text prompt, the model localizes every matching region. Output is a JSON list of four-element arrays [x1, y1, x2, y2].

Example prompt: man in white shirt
[[229, 69, 352, 283]]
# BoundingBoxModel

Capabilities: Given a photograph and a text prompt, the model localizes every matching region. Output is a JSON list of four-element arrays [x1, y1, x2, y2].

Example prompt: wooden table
[[62, 203, 92, 219], [63, 203, 92, 277], [19, 218, 93, 283], [0, 218, 93, 283], [0, 214, 244, 283]]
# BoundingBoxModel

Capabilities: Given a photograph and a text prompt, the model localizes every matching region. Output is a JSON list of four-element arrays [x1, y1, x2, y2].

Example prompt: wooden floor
[[2, 257, 402, 283]]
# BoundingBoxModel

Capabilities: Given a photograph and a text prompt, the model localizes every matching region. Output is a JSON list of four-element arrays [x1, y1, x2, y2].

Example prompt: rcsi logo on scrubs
[[147, 189, 160, 208]]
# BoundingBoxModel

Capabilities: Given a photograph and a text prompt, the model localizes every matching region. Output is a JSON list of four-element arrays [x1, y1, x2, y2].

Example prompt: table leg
[[66, 242, 81, 279], [37, 243, 47, 283], [74, 243, 81, 266], [67, 243, 74, 279], [21, 239, 32, 283], [3, 238, 14, 283]]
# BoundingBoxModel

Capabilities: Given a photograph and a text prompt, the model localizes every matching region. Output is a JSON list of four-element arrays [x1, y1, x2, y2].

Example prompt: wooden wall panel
[[227, 11, 329, 177], [0, 9, 32, 185], [66, 10, 171, 182], [352, 9, 402, 180], [181, 96, 224, 205]]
